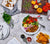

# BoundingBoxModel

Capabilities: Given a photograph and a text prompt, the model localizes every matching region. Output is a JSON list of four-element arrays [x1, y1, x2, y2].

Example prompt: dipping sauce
[[27, 37, 32, 42]]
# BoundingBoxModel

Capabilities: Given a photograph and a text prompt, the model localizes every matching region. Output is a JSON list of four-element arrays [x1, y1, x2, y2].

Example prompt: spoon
[[33, 16, 42, 19], [21, 34, 28, 44]]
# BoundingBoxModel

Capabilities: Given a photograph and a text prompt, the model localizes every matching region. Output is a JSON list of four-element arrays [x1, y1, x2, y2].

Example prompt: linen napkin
[[7, 37, 21, 44]]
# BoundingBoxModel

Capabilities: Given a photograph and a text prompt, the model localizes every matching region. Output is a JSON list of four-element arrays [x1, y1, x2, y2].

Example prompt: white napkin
[[7, 37, 21, 44]]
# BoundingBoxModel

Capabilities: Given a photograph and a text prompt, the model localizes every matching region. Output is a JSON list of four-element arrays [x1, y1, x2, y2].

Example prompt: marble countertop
[[0, 0, 50, 44]]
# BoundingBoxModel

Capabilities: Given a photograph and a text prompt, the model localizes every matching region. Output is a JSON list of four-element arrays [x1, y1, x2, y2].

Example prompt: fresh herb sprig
[[23, 0, 31, 10], [3, 12, 11, 24]]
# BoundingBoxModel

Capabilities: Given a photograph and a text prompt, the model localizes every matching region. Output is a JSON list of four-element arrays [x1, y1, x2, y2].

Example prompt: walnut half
[[5, 4, 9, 7]]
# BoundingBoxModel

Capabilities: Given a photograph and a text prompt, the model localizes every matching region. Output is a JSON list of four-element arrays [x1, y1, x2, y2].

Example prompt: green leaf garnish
[[3, 12, 11, 24]]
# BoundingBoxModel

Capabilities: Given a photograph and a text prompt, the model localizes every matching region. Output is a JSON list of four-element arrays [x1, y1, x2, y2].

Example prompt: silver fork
[[39, 23, 45, 28]]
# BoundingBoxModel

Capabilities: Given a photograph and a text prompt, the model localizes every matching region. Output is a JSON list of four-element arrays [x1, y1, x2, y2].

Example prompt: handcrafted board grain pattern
[[21, 0, 48, 15]]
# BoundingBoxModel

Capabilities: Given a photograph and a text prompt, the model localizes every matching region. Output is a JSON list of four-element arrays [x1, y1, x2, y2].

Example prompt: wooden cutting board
[[21, 0, 48, 15]]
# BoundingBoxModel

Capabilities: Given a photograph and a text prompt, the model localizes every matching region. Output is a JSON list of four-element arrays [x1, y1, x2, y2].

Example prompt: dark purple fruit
[[21, 34, 25, 39]]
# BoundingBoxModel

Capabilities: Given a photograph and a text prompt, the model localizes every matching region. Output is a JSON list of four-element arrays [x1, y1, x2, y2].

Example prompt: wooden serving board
[[21, 0, 48, 15]]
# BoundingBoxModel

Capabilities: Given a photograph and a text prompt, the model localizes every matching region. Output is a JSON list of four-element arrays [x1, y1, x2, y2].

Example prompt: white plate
[[2, 0, 17, 10], [0, 22, 10, 40], [21, 15, 41, 35], [0, 0, 19, 16]]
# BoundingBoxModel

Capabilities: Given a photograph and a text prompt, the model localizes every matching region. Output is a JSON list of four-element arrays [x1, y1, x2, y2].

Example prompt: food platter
[[33, 30, 50, 44], [21, 15, 41, 35], [21, 0, 48, 15]]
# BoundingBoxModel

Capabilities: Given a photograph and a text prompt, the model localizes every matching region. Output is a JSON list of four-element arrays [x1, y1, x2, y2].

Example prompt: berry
[[21, 34, 25, 39]]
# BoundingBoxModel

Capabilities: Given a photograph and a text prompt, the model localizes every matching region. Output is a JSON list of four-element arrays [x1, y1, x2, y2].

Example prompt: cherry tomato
[[46, 3, 50, 6], [28, 21, 31, 24], [48, 5, 50, 10], [26, 20, 28, 23], [30, 20, 33, 23], [27, 37, 32, 42], [42, 6, 48, 12], [35, 18, 37, 21], [28, 21, 32, 24], [31, 19, 34, 22], [46, 3, 50, 10]]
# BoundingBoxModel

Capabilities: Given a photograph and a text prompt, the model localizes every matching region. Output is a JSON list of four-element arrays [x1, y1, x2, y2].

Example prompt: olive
[[21, 34, 25, 39]]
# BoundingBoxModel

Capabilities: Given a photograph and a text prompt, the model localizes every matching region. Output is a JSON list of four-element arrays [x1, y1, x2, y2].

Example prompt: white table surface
[[0, 0, 50, 44]]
